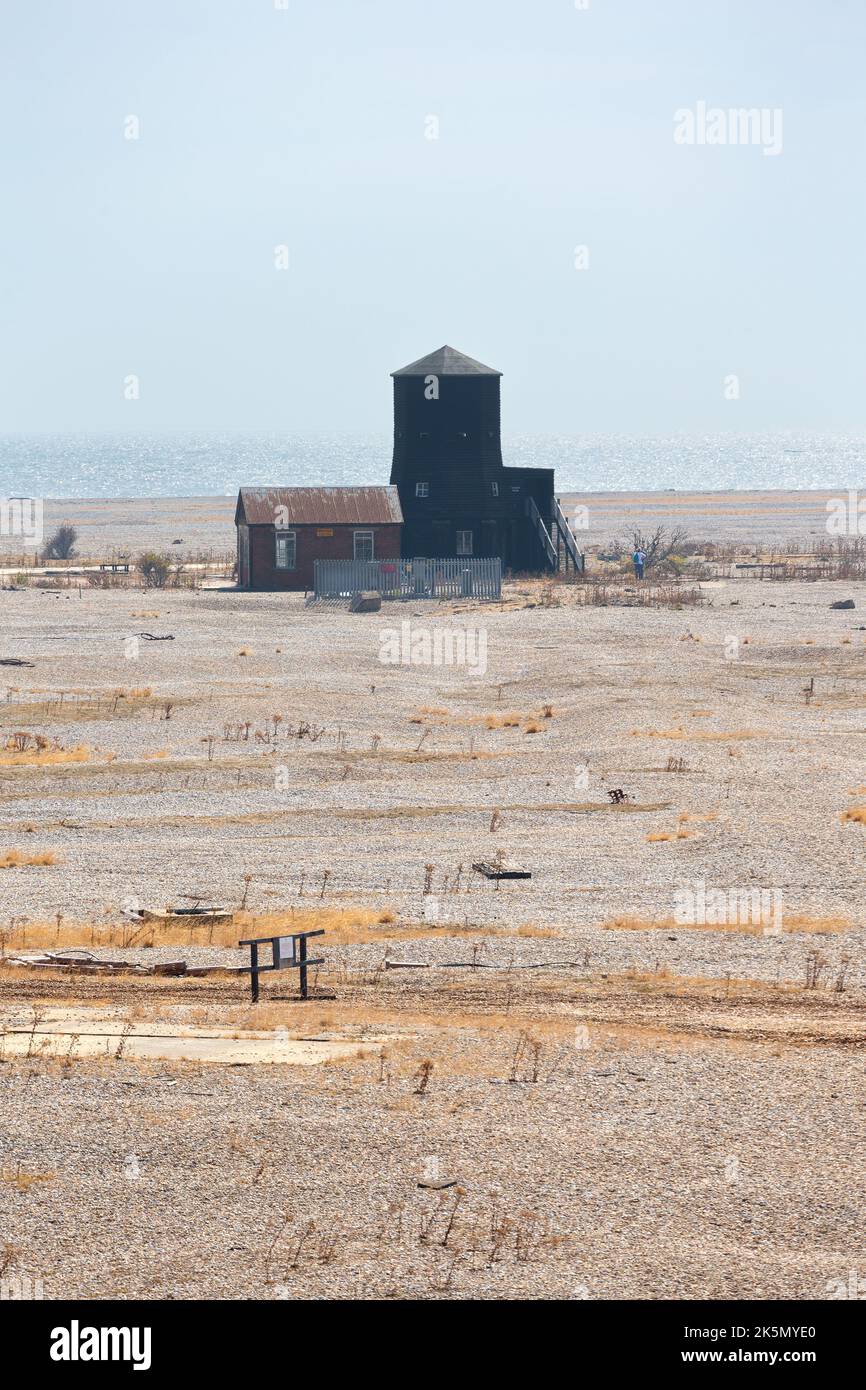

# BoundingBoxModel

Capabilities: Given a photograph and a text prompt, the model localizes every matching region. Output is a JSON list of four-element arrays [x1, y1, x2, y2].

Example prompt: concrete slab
[[0, 1009, 398, 1065]]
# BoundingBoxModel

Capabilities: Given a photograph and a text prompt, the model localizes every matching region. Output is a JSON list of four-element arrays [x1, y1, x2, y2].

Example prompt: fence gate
[[313, 557, 501, 600]]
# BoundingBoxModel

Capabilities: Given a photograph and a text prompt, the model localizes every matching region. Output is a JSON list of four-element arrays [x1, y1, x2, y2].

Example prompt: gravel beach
[[1, 520, 864, 1300]]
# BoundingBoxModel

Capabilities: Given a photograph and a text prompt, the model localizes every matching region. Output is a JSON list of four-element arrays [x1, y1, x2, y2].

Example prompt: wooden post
[[298, 933, 308, 1000], [250, 940, 259, 1003]]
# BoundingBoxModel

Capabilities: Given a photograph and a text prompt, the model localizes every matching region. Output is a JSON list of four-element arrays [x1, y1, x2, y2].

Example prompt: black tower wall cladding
[[388, 345, 555, 572]]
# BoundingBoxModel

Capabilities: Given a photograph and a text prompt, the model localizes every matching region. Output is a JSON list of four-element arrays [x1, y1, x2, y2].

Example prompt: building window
[[415, 481, 429, 498], [456, 530, 473, 556], [275, 531, 296, 570], [491, 481, 499, 496], [419, 431, 430, 440], [354, 530, 374, 561]]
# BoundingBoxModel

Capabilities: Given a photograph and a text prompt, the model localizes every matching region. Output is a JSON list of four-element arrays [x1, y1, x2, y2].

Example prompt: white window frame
[[491, 481, 499, 496], [354, 530, 374, 561], [275, 530, 296, 570], [415, 481, 430, 498], [456, 530, 473, 556]]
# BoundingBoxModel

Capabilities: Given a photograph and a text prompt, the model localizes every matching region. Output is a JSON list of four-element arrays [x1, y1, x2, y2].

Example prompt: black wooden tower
[[388, 345, 582, 573]]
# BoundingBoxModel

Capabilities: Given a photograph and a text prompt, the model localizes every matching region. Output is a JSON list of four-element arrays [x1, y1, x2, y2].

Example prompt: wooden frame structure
[[238, 929, 324, 1003]]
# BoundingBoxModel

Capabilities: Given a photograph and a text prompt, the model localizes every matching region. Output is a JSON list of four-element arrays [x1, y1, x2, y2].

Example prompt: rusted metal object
[[236, 486, 402, 527], [472, 861, 531, 880]]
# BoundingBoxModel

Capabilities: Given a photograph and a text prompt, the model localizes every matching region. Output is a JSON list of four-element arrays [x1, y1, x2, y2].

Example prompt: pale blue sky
[[1, 0, 863, 433]]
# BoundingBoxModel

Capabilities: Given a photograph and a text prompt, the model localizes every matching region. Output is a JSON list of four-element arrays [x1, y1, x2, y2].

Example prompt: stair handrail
[[525, 497, 558, 568], [553, 497, 585, 572]]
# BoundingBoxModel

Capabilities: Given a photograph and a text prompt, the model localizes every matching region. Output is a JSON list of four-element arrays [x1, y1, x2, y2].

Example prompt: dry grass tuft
[[0, 1167, 56, 1193], [0, 739, 96, 767], [631, 728, 761, 742], [782, 915, 851, 934], [0, 849, 58, 870], [602, 914, 850, 935], [0, 905, 400, 952], [484, 713, 522, 730]]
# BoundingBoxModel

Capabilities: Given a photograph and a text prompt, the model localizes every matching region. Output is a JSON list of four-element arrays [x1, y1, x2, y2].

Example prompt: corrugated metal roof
[[392, 345, 501, 377], [237, 486, 403, 526]]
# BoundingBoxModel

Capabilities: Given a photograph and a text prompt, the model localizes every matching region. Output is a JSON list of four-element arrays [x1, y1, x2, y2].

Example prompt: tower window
[[419, 431, 430, 440], [491, 481, 499, 496], [415, 481, 429, 498], [456, 530, 473, 556]]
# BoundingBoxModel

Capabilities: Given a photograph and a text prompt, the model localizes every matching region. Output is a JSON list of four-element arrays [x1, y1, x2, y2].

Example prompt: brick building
[[234, 486, 403, 591]]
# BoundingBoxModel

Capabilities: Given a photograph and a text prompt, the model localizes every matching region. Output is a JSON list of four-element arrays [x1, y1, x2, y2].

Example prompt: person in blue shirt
[[632, 547, 646, 580]]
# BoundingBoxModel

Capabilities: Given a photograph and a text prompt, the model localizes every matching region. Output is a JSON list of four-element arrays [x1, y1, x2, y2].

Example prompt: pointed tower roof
[[391, 345, 502, 377]]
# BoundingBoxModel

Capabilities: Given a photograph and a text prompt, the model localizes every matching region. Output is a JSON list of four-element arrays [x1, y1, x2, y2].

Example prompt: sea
[[0, 433, 863, 499]]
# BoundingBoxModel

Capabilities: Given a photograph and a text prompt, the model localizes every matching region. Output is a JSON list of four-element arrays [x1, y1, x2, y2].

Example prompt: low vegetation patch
[[602, 914, 851, 935], [0, 850, 57, 870], [631, 728, 762, 742], [0, 1166, 56, 1192], [0, 734, 97, 767]]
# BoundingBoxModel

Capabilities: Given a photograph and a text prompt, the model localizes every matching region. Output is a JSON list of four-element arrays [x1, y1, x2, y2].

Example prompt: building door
[[481, 519, 498, 558], [237, 525, 250, 587], [431, 522, 450, 558]]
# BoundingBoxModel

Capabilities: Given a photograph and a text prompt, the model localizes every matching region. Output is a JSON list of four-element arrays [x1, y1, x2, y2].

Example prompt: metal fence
[[313, 556, 502, 601]]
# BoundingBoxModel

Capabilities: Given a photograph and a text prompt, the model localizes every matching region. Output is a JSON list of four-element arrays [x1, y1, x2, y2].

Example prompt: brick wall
[[245, 523, 402, 591]]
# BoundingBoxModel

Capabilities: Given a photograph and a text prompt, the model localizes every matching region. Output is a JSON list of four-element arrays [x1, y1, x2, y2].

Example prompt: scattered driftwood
[[5, 951, 186, 976], [0, 658, 35, 667], [125, 904, 232, 924], [385, 958, 587, 971], [4, 950, 245, 979], [137, 632, 175, 640], [186, 965, 247, 978], [350, 590, 381, 613], [472, 861, 531, 880]]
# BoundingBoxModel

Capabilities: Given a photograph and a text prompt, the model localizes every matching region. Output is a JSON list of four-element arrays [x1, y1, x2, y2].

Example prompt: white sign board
[[276, 936, 296, 967]]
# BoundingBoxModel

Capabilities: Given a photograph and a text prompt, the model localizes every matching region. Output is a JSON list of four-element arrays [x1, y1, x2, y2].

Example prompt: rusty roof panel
[[237, 486, 403, 526]]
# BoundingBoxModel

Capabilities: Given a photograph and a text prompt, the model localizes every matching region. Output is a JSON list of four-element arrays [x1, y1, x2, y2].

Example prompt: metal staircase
[[552, 497, 585, 574], [526, 497, 585, 574]]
